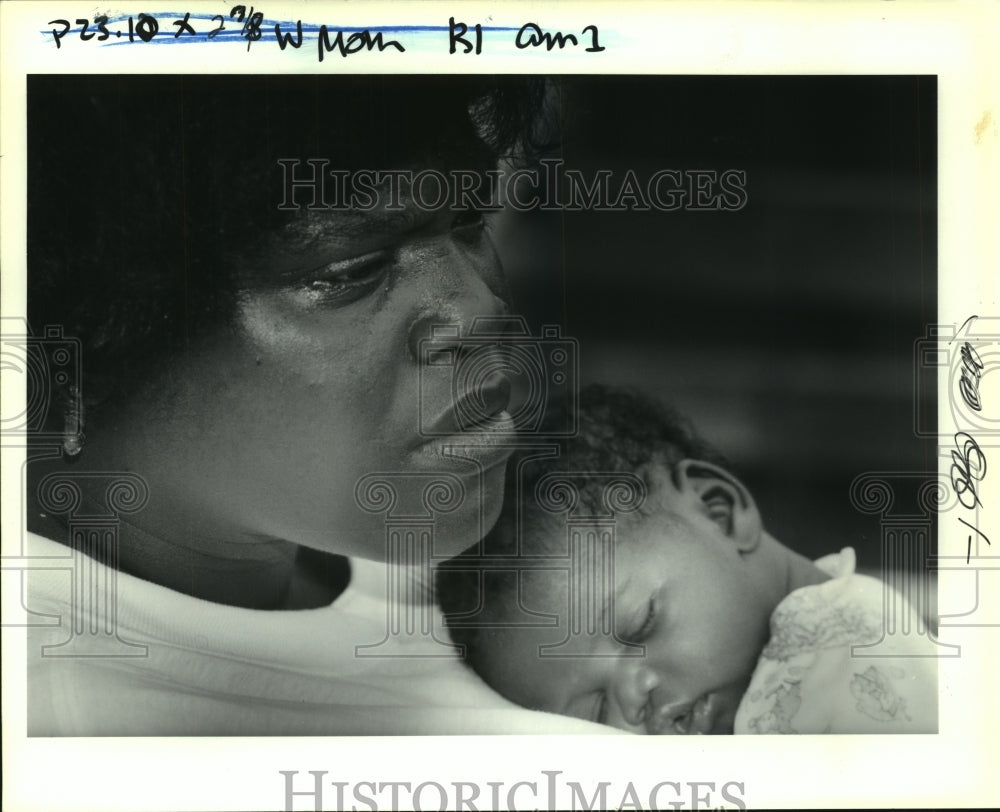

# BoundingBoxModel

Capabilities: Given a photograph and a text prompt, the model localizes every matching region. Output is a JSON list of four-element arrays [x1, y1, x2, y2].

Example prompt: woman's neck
[[27, 456, 349, 610]]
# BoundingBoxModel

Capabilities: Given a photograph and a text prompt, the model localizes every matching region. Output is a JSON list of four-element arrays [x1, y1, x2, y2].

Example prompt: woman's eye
[[303, 251, 389, 304], [451, 208, 486, 234], [622, 598, 657, 645]]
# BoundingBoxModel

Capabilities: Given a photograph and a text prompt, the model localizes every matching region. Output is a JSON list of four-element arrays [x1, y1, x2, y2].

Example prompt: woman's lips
[[418, 410, 517, 471], [423, 374, 514, 436]]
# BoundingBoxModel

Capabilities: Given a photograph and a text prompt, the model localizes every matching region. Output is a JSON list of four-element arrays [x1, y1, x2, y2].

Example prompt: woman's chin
[[324, 458, 508, 562]]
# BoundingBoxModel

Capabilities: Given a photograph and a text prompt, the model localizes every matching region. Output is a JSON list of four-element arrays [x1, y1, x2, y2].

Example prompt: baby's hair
[[525, 383, 728, 516], [437, 383, 727, 663]]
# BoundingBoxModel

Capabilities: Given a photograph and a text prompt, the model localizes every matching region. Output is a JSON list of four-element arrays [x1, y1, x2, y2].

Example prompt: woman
[[23, 75, 610, 735]]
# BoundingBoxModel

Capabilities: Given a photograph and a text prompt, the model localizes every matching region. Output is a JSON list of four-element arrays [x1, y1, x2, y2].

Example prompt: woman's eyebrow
[[289, 203, 421, 242], [281, 205, 422, 255], [338, 201, 427, 234]]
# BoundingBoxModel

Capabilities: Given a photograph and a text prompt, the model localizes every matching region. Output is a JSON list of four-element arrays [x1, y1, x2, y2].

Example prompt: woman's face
[[103, 171, 515, 561]]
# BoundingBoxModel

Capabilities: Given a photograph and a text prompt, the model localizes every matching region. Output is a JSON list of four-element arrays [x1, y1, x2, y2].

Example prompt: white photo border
[[2, 2, 998, 810]]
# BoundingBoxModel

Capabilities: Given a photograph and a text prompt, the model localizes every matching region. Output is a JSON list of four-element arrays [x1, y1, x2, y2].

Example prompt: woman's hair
[[27, 74, 547, 428]]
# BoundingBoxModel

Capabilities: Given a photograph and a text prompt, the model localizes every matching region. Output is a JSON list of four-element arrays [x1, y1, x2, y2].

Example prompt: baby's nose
[[616, 665, 662, 727]]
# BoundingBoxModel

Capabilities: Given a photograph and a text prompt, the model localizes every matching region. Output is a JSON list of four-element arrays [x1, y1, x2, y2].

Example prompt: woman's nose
[[614, 664, 662, 728], [406, 246, 509, 362]]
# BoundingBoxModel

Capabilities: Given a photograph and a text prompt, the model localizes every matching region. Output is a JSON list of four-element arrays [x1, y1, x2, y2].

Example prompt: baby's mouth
[[646, 694, 720, 735]]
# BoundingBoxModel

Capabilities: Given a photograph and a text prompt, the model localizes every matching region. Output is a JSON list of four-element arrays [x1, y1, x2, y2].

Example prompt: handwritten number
[[950, 431, 987, 510], [76, 18, 93, 41], [582, 25, 605, 52], [243, 9, 264, 47], [958, 516, 992, 564], [228, 4, 262, 47], [135, 14, 159, 42], [958, 342, 984, 412], [208, 15, 225, 38]]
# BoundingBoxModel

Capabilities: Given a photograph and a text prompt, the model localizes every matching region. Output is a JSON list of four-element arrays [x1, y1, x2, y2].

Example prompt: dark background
[[498, 76, 937, 570]]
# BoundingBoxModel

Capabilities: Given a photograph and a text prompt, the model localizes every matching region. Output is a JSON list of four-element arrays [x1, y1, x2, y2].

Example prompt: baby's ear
[[674, 459, 763, 553]]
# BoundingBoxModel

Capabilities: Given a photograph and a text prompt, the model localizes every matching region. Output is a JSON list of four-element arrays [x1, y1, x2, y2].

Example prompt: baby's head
[[438, 384, 794, 734]]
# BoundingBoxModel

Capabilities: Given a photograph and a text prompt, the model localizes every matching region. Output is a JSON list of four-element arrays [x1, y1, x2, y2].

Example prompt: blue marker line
[[40, 13, 521, 47]]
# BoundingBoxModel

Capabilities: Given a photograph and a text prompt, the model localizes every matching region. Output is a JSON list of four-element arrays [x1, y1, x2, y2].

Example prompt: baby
[[437, 384, 937, 734]]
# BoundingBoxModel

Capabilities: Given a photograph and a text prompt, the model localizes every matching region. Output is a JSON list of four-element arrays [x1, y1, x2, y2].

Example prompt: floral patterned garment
[[734, 548, 938, 734]]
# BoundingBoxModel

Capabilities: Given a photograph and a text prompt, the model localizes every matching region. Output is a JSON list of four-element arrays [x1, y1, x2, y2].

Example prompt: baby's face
[[478, 465, 775, 733]]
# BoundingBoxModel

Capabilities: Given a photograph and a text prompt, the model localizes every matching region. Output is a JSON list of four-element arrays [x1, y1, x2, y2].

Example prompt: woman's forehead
[[234, 170, 466, 284], [280, 201, 422, 248]]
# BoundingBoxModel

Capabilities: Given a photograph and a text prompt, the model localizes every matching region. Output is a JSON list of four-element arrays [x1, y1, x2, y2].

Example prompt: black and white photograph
[[2, 3, 997, 811]]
